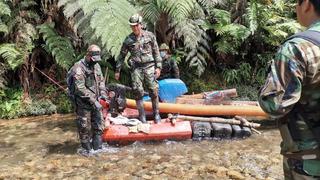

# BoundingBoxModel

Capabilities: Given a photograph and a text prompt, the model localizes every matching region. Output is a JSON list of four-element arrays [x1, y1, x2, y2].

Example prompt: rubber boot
[[92, 134, 103, 150], [81, 142, 92, 153], [136, 99, 147, 123], [151, 97, 161, 124]]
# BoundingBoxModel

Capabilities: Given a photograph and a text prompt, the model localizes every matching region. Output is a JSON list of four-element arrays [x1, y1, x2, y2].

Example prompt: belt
[[130, 60, 154, 68]]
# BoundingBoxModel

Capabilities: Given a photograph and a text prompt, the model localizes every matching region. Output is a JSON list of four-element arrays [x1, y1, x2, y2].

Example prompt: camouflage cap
[[159, 43, 169, 50], [129, 14, 142, 26]]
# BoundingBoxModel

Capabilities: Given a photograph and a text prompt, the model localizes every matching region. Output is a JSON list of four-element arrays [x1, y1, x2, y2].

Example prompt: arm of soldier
[[96, 64, 108, 98], [258, 43, 306, 119], [115, 41, 129, 80], [150, 34, 162, 78], [73, 68, 97, 105]]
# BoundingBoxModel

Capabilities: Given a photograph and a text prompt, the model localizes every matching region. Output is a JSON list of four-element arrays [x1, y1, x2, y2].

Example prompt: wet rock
[[265, 177, 275, 180], [191, 154, 201, 161], [150, 154, 161, 162], [227, 170, 245, 180], [25, 122, 38, 129], [216, 166, 228, 177], [206, 164, 219, 173], [271, 158, 280, 164], [142, 174, 152, 179]]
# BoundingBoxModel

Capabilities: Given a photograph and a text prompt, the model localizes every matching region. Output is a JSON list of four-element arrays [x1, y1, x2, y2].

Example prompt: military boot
[[92, 134, 103, 150], [81, 142, 92, 152], [151, 97, 161, 124], [136, 99, 147, 123]]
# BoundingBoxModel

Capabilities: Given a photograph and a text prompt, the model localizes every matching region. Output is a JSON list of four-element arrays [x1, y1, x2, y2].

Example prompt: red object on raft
[[101, 106, 192, 142], [102, 120, 192, 142]]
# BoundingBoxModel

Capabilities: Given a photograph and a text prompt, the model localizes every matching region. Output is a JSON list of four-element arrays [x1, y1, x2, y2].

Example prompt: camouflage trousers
[[75, 107, 105, 144], [283, 157, 320, 180], [131, 66, 158, 100]]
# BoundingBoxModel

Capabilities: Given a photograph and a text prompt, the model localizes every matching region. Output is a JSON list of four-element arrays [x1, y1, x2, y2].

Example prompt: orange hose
[[126, 99, 268, 117]]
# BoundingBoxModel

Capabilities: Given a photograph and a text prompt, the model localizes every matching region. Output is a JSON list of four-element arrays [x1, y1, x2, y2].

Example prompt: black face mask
[[87, 51, 101, 66], [88, 60, 97, 66]]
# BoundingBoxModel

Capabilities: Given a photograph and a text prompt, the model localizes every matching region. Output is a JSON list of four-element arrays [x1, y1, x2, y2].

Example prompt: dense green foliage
[[0, 0, 300, 119]]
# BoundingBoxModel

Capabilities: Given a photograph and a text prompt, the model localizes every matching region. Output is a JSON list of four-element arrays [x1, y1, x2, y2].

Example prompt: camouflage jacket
[[258, 21, 320, 175], [116, 31, 162, 73], [158, 56, 179, 80], [72, 59, 107, 109]]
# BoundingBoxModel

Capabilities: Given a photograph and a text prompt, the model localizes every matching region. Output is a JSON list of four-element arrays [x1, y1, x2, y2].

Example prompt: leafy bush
[[20, 99, 57, 117], [0, 88, 23, 119]]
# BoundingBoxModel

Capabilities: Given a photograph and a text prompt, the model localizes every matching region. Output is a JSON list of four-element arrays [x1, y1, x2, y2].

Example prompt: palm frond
[[166, 0, 195, 21], [0, 1, 11, 16], [210, 8, 231, 25], [0, 22, 8, 34], [141, 0, 162, 23], [246, 1, 258, 34], [197, 0, 224, 7], [0, 43, 24, 70], [60, 0, 136, 57], [37, 23, 76, 69], [19, 0, 37, 9]]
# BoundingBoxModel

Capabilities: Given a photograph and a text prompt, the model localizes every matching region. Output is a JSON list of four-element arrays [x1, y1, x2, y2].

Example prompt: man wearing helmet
[[158, 43, 180, 80], [68, 44, 108, 154], [115, 14, 162, 124]]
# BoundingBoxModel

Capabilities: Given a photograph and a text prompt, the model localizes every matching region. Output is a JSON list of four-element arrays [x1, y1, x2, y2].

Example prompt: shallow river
[[0, 114, 283, 179]]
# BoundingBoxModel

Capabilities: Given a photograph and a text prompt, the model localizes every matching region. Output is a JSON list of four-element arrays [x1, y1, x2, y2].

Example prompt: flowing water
[[0, 114, 283, 179]]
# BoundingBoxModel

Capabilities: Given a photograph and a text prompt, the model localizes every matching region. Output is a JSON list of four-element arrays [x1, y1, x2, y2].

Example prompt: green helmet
[[159, 43, 169, 50], [129, 14, 142, 26]]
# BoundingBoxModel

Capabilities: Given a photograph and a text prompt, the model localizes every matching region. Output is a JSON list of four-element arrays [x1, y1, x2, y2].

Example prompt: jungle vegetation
[[0, 0, 301, 118]]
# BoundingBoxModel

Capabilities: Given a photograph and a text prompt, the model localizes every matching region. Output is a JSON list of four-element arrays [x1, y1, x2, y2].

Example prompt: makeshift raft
[[101, 79, 266, 144]]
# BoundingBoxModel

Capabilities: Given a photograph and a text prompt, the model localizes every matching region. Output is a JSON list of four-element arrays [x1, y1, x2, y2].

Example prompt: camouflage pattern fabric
[[75, 107, 104, 144], [131, 65, 158, 99], [69, 58, 107, 144], [158, 56, 179, 80], [116, 31, 162, 99], [116, 31, 162, 73], [259, 21, 320, 177]]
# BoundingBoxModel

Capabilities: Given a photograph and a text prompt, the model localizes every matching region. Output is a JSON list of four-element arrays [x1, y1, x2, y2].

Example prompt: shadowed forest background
[[0, 0, 301, 119]]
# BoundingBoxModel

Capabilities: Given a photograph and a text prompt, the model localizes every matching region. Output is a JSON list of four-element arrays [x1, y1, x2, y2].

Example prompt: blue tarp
[[143, 79, 188, 103]]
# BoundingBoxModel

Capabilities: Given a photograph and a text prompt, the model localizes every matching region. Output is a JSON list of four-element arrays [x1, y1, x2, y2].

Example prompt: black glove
[[94, 101, 103, 110]]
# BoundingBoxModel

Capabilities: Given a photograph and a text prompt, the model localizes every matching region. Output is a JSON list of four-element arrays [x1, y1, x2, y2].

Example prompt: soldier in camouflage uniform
[[158, 43, 180, 80], [115, 14, 162, 124], [69, 45, 108, 153], [258, 0, 320, 179]]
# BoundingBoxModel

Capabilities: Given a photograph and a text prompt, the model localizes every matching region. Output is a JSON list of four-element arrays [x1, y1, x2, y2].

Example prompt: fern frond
[[210, 8, 231, 25], [166, 0, 196, 21], [0, 23, 8, 34], [15, 22, 38, 51], [61, 0, 136, 57], [19, 0, 37, 9], [37, 23, 76, 69], [197, 0, 224, 8], [0, 1, 11, 16], [0, 43, 24, 70], [246, 1, 258, 34], [141, 0, 162, 23]]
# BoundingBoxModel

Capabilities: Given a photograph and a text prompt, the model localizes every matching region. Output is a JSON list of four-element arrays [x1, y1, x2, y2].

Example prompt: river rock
[[216, 166, 228, 177], [142, 174, 152, 179], [227, 170, 245, 180], [206, 164, 219, 173]]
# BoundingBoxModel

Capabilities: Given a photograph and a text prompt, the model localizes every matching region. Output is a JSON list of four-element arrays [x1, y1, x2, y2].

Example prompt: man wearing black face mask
[[67, 44, 108, 154], [158, 43, 180, 80]]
